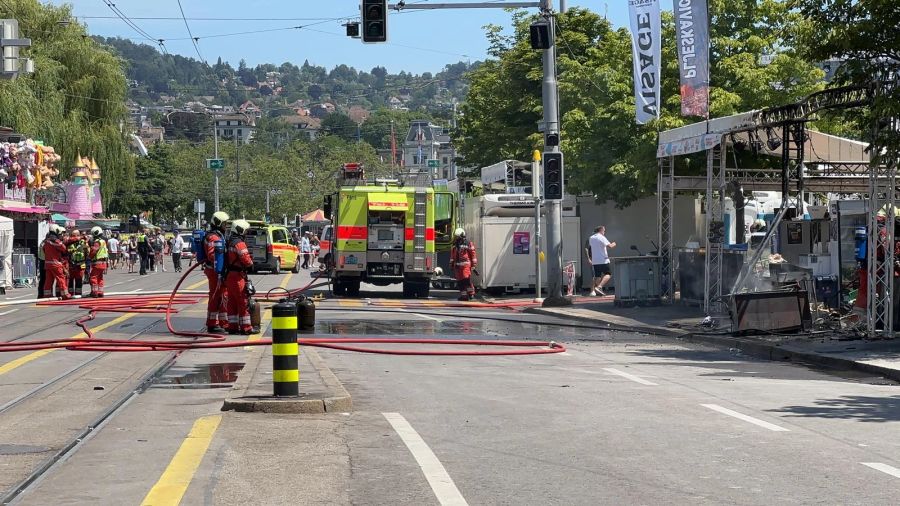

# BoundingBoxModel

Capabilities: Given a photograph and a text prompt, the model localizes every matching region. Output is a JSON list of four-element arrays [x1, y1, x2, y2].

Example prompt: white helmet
[[50, 224, 62, 235], [90, 226, 103, 238], [232, 219, 251, 236], [454, 228, 466, 239], [211, 211, 230, 228]]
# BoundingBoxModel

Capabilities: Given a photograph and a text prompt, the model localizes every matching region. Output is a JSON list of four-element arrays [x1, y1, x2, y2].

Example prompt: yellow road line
[[339, 299, 365, 308], [186, 279, 207, 290], [0, 312, 137, 377], [141, 415, 222, 506]]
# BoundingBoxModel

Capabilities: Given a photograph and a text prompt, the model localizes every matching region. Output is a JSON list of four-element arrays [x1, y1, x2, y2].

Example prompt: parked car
[[243, 221, 300, 274]]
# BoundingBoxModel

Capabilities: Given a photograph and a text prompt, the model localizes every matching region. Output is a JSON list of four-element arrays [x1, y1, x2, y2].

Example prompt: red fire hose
[[7, 263, 567, 356]]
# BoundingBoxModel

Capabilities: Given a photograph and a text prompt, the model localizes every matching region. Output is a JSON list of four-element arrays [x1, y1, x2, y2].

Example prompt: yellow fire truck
[[324, 164, 457, 298]]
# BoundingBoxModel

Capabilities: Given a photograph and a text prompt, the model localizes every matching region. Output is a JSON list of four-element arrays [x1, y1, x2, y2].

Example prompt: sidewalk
[[222, 342, 352, 414], [527, 298, 900, 382]]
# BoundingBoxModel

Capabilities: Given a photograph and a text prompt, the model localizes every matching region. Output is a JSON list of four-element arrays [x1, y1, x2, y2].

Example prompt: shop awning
[[367, 193, 409, 211], [0, 205, 49, 215], [51, 213, 68, 222]]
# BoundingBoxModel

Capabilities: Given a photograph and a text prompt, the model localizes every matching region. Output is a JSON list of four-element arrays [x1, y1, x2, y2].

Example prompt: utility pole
[[213, 120, 220, 212], [540, 0, 569, 306], [533, 150, 543, 303]]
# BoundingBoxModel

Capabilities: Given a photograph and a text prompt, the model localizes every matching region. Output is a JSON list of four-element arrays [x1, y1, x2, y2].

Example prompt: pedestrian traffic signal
[[345, 22, 360, 38], [361, 0, 388, 43], [530, 21, 552, 49], [543, 152, 564, 201]]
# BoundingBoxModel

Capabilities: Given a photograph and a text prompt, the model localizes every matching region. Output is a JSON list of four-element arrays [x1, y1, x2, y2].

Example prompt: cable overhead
[[97, 0, 168, 54], [175, 0, 206, 64]]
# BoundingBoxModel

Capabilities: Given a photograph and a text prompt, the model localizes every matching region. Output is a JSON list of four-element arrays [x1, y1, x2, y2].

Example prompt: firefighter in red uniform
[[87, 226, 109, 297], [224, 219, 257, 334], [43, 224, 71, 300], [450, 228, 478, 301], [204, 211, 230, 334], [65, 229, 88, 297]]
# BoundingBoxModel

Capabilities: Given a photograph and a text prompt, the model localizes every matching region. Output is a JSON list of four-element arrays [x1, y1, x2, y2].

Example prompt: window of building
[[442, 157, 449, 164], [237, 129, 242, 136], [224, 129, 233, 136]]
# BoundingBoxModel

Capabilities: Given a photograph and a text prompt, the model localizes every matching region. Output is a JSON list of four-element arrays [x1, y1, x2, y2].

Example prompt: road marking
[[186, 278, 207, 290], [134, 288, 143, 292], [0, 308, 20, 316], [4, 294, 29, 300], [383, 412, 468, 506], [339, 299, 365, 308], [141, 415, 222, 506], [244, 273, 291, 349], [861, 462, 900, 479], [0, 312, 137, 376], [397, 308, 442, 322], [603, 368, 658, 386], [701, 404, 790, 432]]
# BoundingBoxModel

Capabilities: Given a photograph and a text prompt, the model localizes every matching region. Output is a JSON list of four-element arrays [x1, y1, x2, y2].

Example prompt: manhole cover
[[0, 444, 51, 455]]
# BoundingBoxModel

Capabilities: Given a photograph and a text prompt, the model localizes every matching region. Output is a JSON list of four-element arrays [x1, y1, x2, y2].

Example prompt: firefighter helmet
[[454, 228, 466, 239], [91, 226, 103, 238], [211, 211, 230, 228], [232, 219, 250, 236], [50, 224, 62, 235]]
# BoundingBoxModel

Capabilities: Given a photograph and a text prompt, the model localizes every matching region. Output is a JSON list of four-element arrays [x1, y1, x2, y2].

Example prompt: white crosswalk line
[[701, 404, 790, 432]]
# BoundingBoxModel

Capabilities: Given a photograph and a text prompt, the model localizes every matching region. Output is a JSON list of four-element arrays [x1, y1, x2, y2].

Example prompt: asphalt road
[[1, 264, 899, 505]]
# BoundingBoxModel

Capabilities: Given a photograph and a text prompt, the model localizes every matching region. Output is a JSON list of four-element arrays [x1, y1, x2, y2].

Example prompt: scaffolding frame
[[656, 81, 899, 337]]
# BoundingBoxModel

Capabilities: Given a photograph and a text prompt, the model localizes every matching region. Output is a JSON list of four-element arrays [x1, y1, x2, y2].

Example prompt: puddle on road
[[151, 362, 244, 389], [315, 319, 597, 339]]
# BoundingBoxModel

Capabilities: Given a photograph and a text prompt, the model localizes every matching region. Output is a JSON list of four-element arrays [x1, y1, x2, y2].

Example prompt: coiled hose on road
[[2, 264, 566, 356]]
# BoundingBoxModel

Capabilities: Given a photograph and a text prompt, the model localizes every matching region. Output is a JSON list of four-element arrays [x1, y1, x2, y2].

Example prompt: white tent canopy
[[0, 215, 13, 290]]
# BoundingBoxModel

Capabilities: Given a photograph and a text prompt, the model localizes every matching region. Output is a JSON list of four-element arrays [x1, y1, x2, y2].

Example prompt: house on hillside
[[388, 96, 406, 111], [214, 113, 256, 144], [309, 103, 336, 119], [239, 100, 262, 119], [277, 114, 321, 141], [402, 120, 456, 180]]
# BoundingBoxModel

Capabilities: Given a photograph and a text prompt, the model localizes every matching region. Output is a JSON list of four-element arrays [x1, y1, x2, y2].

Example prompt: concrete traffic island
[[222, 344, 352, 414]]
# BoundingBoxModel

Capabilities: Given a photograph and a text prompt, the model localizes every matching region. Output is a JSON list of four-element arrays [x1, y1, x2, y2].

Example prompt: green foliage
[[794, 0, 900, 159], [459, 4, 826, 206], [321, 112, 359, 142], [0, 0, 134, 212], [359, 108, 432, 150]]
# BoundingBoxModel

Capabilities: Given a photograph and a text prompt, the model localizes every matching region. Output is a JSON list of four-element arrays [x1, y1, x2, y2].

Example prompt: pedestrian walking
[[137, 228, 150, 275], [107, 233, 119, 270], [153, 231, 165, 272], [311, 235, 320, 269], [588, 225, 616, 296], [301, 232, 311, 269], [128, 237, 138, 273], [171, 229, 184, 272]]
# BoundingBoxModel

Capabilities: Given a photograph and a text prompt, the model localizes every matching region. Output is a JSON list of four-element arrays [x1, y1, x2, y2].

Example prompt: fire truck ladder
[[412, 188, 428, 271]]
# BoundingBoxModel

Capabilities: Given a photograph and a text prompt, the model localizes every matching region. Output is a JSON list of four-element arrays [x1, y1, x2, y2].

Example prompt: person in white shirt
[[107, 234, 120, 270], [588, 225, 616, 296], [171, 230, 184, 273]]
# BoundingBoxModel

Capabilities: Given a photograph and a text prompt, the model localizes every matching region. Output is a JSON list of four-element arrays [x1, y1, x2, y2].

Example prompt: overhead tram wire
[[98, 0, 168, 54], [175, 0, 206, 64]]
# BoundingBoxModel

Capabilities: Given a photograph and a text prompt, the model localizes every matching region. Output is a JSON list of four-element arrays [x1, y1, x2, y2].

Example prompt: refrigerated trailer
[[463, 194, 581, 294]]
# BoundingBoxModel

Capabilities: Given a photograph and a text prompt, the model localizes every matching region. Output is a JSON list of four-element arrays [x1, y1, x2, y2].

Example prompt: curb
[[526, 307, 900, 383], [222, 345, 352, 414]]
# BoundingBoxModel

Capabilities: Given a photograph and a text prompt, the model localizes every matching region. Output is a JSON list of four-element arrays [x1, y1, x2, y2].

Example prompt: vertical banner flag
[[628, 0, 661, 124], [674, 0, 710, 118]]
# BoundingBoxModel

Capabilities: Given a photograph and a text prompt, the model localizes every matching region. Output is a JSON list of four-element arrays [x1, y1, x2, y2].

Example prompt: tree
[[308, 84, 324, 100], [0, 0, 134, 213], [360, 108, 431, 150], [794, 0, 900, 157], [458, 5, 824, 206], [321, 112, 359, 142]]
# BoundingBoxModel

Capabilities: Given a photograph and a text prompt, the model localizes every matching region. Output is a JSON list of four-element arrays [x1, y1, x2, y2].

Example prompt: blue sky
[[56, 1, 629, 74]]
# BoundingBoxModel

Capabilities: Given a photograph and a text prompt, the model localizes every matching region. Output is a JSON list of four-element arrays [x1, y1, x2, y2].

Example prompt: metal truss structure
[[704, 145, 726, 314], [657, 78, 899, 337], [657, 155, 675, 303]]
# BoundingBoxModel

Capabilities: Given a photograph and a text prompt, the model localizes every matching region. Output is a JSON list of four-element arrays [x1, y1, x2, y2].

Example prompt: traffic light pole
[[539, 0, 569, 306]]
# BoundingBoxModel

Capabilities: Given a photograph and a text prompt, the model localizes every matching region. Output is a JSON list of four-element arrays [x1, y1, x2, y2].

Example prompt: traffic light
[[361, 0, 388, 43], [542, 152, 564, 201], [345, 22, 360, 38], [530, 21, 552, 49]]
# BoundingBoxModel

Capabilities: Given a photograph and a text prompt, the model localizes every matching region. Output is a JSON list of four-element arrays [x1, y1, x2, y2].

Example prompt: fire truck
[[324, 163, 457, 297]]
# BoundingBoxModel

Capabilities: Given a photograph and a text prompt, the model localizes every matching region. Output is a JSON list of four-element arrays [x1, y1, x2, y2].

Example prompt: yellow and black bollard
[[271, 302, 299, 396]]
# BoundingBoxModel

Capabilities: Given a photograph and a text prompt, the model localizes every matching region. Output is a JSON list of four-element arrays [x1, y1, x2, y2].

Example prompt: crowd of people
[[38, 225, 110, 299], [290, 229, 321, 270]]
